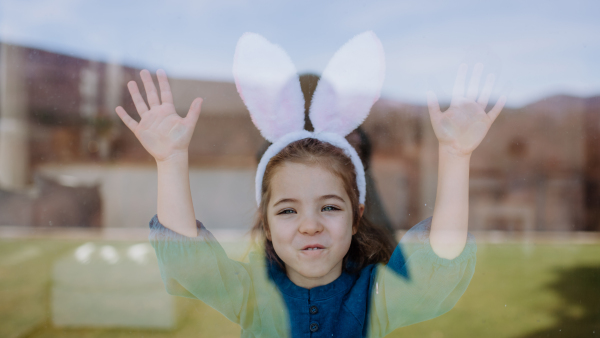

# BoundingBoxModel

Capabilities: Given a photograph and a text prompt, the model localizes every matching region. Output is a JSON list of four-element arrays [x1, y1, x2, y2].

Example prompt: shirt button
[[309, 305, 318, 314], [310, 322, 319, 332]]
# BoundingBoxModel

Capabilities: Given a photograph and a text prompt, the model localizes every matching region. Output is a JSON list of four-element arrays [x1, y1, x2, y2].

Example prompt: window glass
[[0, 1, 599, 337]]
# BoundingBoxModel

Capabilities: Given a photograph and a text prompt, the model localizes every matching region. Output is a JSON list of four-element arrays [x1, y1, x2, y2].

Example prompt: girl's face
[[266, 162, 363, 289]]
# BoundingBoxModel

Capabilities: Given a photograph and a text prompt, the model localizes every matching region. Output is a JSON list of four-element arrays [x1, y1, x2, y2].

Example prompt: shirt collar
[[267, 257, 356, 301]]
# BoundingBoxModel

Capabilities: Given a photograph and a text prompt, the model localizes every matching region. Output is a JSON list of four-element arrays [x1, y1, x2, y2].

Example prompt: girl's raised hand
[[426, 63, 506, 157], [115, 69, 203, 162]]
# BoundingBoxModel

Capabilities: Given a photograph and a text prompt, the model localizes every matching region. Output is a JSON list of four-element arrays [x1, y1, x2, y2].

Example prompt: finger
[[156, 69, 174, 105], [477, 73, 495, 109], [487, 95, 506, 123], [427, 91, 442, 119], [140, 69, 161, 107], [451, 63, 468, 106], [115, 106, 139, 131], [127, 81, 149, 115], [466, 63, 483, 101], [184, 98, 203, 127]]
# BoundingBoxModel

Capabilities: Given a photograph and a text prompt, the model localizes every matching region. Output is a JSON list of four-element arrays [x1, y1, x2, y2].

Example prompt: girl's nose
[[298, 214, 324, 235]]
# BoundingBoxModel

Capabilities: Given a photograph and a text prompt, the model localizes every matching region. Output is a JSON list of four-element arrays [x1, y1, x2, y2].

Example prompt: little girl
[[115, 32, 506, 337]]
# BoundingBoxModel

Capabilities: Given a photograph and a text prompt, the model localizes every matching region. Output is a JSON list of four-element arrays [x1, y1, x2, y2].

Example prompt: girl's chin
[[294, 262, 330, 276], [293, 268, 332, 279]]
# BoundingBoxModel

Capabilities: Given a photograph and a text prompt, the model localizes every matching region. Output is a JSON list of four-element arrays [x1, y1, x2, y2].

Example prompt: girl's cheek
[[270, 221, 296, 241], [272, 216, 296, 230], [324, 212, 352, 227]]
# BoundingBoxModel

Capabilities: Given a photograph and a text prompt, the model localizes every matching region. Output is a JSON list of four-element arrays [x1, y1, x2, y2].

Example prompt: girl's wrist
[[156, 152, 189, 169], [438, 144, 472, 161]]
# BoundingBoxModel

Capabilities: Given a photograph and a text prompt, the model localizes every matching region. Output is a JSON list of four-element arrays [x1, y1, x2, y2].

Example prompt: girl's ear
[[353, 204, 365, 235], [358, 204, 365, 219], [309, 31, 385, 137], [263, 222, 272, 240], [233, 33, 306, 143], [260, 212, 272, 240]]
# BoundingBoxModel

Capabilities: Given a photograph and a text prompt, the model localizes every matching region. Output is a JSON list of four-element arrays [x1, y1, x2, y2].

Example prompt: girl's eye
[[278, 209, 296, 215], [322, 205, 340, 212]]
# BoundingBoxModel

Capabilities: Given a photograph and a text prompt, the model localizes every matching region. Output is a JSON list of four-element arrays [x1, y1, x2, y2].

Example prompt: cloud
[[0, 0, 83, 40], [0, 0, 598, 107]]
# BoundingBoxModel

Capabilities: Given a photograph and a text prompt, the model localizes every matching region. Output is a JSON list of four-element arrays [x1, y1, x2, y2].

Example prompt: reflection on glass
[[117, 32, 480, 337], [0, 2, 599, 337], [52, 242, 175, 329]]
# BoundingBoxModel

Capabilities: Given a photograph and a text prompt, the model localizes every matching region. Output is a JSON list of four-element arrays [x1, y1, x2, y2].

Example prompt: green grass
[[391, 244, 600, 338], [1, 239, 599, 338]]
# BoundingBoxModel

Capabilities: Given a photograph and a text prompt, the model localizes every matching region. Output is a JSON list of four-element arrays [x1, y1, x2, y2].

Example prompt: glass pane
[[0, 1, 598, 337]]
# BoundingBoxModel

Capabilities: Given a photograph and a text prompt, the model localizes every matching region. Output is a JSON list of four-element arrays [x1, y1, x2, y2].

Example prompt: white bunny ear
[[309, 31, 385, 136], [233, 33, 305, 143]]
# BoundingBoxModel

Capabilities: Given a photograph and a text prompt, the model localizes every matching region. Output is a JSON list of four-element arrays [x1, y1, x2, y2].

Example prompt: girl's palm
[[115, 69, 202, 162], [427, 63, 506, 157]]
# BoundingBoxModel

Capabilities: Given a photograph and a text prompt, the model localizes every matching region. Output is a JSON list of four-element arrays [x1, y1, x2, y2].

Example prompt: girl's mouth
[[300, 246, 325, 256], [302, 243, 325, 251]]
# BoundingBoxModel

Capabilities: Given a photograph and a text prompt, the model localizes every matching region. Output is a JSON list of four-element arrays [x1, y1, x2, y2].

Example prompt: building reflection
[[1, 42, 600, 335], [1, 42, 599, 232]]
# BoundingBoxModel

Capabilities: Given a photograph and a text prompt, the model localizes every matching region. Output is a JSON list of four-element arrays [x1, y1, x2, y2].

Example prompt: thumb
[[426, 91, 441, 118], [488, 95, 506, 123], [185, 98, 203, 127]]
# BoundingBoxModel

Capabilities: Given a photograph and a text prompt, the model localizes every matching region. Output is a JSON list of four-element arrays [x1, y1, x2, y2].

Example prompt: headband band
[[255, 131, 366, 206], [232, 31, 385, 207]]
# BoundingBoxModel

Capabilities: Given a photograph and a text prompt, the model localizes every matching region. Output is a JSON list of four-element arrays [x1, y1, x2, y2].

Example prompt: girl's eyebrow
[[272, 198, 298, 207], [272, 195, 345, 207], [320, 194, 345, 203]]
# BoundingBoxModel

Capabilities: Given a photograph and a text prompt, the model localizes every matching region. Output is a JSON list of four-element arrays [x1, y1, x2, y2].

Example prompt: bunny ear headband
[[233, 31, 385, 206]]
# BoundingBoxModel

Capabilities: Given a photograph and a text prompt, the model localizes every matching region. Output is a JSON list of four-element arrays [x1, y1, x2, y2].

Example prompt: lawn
[[0, 239, 599, 338]]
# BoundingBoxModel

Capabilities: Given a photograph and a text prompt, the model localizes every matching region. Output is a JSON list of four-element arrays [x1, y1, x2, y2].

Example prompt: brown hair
[[251, 138, 395, 274]]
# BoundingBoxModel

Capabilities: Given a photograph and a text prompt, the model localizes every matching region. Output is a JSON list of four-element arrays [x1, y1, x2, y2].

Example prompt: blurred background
[[0, 0, 599, 337]]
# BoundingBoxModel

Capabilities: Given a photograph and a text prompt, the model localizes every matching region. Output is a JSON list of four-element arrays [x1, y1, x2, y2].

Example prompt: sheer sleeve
[[148, 215, 254, 326], [368, 216, 477, 337]]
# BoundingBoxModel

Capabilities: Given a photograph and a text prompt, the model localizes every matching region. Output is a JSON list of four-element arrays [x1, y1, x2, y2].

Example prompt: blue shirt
[[149, 216, 477, 337]]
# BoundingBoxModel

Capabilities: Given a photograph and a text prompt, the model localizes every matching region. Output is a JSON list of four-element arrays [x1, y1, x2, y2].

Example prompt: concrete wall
[[37, 164, 257, 230], [0, 44, 29, 190]]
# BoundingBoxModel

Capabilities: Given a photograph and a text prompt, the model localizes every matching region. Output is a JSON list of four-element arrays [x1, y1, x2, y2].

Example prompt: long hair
[[250, 138, 395, 274]]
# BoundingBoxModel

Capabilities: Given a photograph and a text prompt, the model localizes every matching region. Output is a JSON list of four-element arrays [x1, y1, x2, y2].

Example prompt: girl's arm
[[116, 71, 268, 327], [156, 154, 196, 237], [115, 69, 201, 237], [426, 63, 506, 259], [368, 216, 478, 337]]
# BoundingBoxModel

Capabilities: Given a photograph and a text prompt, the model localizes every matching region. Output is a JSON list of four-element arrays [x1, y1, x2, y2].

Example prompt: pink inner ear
[[233, 32, 306, 143], [309, 31, 386, 137], [308, 80, 340, 132]]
